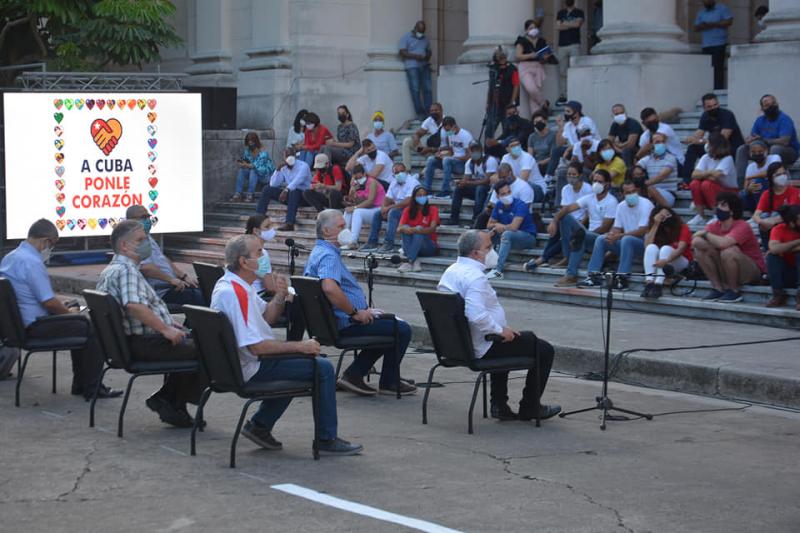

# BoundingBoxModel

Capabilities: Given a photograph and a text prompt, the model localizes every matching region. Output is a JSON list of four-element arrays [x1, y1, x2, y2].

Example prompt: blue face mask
[[445, 130, 455, 137], [625, 193, 640, 207], [256, 254, 272, 277], [653, 143, 667, 156], [510, 145, 523, 157], [415, 195, 429, 205], [395, 172, 408, 184], [141, 217, 152, 234]]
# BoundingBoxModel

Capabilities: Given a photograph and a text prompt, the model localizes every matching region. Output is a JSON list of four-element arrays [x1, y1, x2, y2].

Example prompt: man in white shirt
[[500, 138, 547, 203], [423, 116, 473, 199], [636, 107, 686, 166], [402, 102, 444, 169], [448, 142, 497, 226], [362, 163, 420, 252], [211, 235, 362, 456], [346, 139, 395, 189], [579, 177, 654, 289], [257, 150, 312, 231], [366, 111, 399, 158], [438, 230, 560, 421]]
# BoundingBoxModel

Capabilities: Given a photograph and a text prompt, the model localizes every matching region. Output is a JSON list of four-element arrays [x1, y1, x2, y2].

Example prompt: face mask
[[415, 31, 424, 39], [141, 217, 153, 234], [483, 248, 499, 270], [600, 149, 615, 162], [646, 121, 659, 132], [624, 193, 639, 207], [527, 28, 540, 38], [510, 145, 522, 157], [356, 177, 367, 186], [764, 104, 780, 120], [367, 150, 378, 160], [445, 130, 455, 137], [306, 123, 315, 131], [338, 114, 347, 123], [534, 121, 546, 131], [564, 113, 573, 122], [567, 175, 579, 185], [592, 182, 606, 195], [715, 208, 731, 221], [704, 143, 710, 154], [415, 195, 429, 205], [774, 174, 789, 187], [40, 246, 52, 263], [299, 119, 306, 127], [135, 238, 152, 261], [751, 153, 766, 165], [653, 143, 667, 156], [470, 151, 482, 161], [336, 228, 353, 247], [613, 114, 627, 125], [285, 155, 296, 167], [395, 172, 408, 184], [260, 228, 276, 241], [499, 194, 513, 206], [373, 121, 384, 130], [256, 254, 272, 277], [430, 113, 441, 122]]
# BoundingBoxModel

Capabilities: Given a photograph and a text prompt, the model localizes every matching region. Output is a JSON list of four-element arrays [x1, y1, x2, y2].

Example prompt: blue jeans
[[405, 66, 432, 116], [424, 156, 466, 195], [740, 179, 768, 213], [529, 183, 545, 204], [339, 318, 411, 387], [401, 233, 438, 261], [256, 186, 307, 224], [297, 150, 316, 166], [562, 216, 598, 277], [766, 253, 800, 291], [367, 208, 403, 245], [492, 230, 537, 272], [587, 234, 644, 275], [235, 168, 259, 194], [451, 183, 489, 224], [249, 356, 337, 441]]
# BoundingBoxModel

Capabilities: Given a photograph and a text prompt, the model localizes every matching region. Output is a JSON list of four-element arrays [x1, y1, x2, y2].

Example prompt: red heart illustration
[[148, 177, 158, 188], [127, 99, 135, 110], [96, 99, 105, 110], [147, 99, 157, 110]]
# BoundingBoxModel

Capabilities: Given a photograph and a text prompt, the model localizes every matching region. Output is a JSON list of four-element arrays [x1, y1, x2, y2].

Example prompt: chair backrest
[[83, 289, 134, 369], [182, 305, 245, 392], [416, 290, 476, 366], [290, 276, 340, 346], [0, 277, 27, 347], [193, 262, 225, 306]]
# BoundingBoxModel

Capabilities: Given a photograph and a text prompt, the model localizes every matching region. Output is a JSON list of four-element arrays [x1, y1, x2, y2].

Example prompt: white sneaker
[[686, 214, 706, 227], [485, 269, 503, 280], [412, 259, 422, 272], [397, 262, 412, 273]]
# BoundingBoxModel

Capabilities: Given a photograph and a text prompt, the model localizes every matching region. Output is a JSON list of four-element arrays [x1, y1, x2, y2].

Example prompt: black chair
[[291, 276, 402, 399], [83, 289, 200, 437], [0, 277, 89, 407], [182, 305, 319, 468], [193, 261, 225, 306], [416, 290, 541, 433]]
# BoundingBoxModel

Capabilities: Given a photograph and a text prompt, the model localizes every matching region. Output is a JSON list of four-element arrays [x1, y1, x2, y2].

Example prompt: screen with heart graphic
[[3, 92, 203, 238]]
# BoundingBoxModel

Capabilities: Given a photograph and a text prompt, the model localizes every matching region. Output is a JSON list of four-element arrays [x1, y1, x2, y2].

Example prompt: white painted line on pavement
[[159, 444, 188, 457], [41, 410, 65, 419], [271, 483, 464, 533]]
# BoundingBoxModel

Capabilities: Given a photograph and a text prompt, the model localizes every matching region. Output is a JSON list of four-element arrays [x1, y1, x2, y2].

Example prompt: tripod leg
[[558, 404, 602, 418], [608, 405, 653, 420]]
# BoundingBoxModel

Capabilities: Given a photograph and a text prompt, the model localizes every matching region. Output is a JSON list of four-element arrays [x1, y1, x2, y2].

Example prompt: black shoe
[[614, 274, 629, 291], [577, 273, 603, 288], [84, 384, 123, 401], [241, 421, 282, 450], [640, 283, 654, 298], [71, 383, 84, 396], [145, 394, 194, 428], [490, 403, 518, 421], [317, 437, 363, 456], [519, 404, 562, 421], [650, 285, 662, 299]]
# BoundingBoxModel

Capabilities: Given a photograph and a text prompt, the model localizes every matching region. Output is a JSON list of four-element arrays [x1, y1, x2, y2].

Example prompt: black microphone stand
[[558, 272, 653, 430], [287, 244, 300, 276], [364, 253, 379, 307]]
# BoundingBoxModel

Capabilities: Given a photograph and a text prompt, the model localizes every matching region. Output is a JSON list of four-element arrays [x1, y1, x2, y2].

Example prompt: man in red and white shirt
[[303, 153, 346, 211]]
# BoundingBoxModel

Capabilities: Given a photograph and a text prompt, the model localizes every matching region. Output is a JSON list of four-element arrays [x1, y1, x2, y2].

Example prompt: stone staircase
[[163, 90, 800, 330]]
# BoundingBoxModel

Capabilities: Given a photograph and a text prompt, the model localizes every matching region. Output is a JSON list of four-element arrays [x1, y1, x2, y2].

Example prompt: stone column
[[592, 0, 688, 54], [364, 0, 422, 126], [458, 0, 533, 64], [754, 0, 800, 43], [184, 0, 234, 83]]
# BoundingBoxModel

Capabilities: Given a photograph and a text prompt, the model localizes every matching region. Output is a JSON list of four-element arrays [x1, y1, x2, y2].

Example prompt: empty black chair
[[193, 262, 225, 306], [182, 305, 319, 468], [83, 289, 199, 437], [416, 290, 541, 433], [0, 277, 88, 407], [290, 276, 402, 399]]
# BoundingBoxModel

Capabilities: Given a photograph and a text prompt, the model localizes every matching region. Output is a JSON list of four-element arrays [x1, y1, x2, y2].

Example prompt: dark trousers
[[482, 331, 554, 410], [26, 314, 104, 392], [703, 44, 727, 90], [339, 318, 412, 387], [303, 189, 343, 212], [451, 183, 490, 224], [127, 335, 206, 406], [683, 143, 706, 182], [153, 283, 205, 307], [256, 186, 308, 224], [766, 253, 800, 291]]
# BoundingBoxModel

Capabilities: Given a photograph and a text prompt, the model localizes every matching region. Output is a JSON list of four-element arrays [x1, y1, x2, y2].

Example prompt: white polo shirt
[[386, 174, 420, 202], [358, 149, 395, 186], [489, 176, 534, 205], [500, 151, 547, 191]]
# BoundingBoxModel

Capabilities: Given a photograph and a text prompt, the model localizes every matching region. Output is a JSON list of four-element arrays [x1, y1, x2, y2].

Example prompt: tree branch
[[0, 14, 33, 52]]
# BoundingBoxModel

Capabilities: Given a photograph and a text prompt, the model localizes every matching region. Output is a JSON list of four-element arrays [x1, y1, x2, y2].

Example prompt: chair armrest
[[485, 334, 503, 342], [375, 313, 396, 320]]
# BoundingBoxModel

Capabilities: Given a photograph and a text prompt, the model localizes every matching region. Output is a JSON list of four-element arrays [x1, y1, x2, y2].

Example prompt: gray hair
[[457, 230, 483, 257], [27, 219, 58, 240], [110, 220, 143, 253], [225, 235, 258, 272], [316, 209, 342, 239]]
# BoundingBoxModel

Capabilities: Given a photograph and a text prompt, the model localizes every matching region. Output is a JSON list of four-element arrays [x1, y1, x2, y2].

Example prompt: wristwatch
[[348, 308, 359, 317]]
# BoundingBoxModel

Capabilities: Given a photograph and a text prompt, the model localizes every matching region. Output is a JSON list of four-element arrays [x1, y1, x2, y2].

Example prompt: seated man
[[692, 192, 766, 303], [361, 162, 419, 253], [765, 204, 800, 310], [579, 177, 654, 289], [638, 132, 680, 208], [304, 210, 416, 396], [547, 100, 600, 181], [402, 102, 444, 170], [735, 94, 800, 184], [303, 153, 346, 212], [347, 138, 395, 191], [256, 149, 312, 232], [636, 107, 686, 174], [486, 181, 538, 281], [683, 93, 744, 182], [0, 219, 119, 400], [97, 220, 206, 427], [211, 235, 362, 455], [438, 229, 560, 421], [423, 116, 473, 199], [126, 205, 204, 307], [500, 137, 547, 204], [486, 104, 532, 159], [448, 142, 497, 226], [474, 163, 534, 230], [607, 103, 643, 167], [366, 111, 399, 158], [552, 169, 618, 286]]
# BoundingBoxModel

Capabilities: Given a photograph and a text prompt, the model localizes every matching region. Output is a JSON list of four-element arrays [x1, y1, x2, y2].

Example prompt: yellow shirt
[[595, 157, 628, 187]]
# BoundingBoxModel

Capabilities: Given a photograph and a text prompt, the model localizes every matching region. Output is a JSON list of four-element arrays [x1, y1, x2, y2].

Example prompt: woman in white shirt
[[286, 109, 308, 151], [688, 133, 738, 226]]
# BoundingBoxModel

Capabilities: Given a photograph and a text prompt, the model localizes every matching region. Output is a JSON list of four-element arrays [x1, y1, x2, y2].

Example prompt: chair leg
[[191, 387, 213, 456], [117, 374, 138, 438], [482, 374, 488, 419], [231, 399, 257, 468], [393, 319, 400, 400], [15, 351, 33, 407], [89, 366, 110, 427], [535, 352, 541, 428], [421, 363, 440, 425], [312, 359, 320, 461], [334, 349, 349, 381], [467, 372, 485, 435], [51, 351, 57, 394]]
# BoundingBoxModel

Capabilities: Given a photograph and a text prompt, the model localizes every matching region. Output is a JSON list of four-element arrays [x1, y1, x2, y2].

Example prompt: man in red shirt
[[303, 154, 345, 211], [766, 204, 800, 309], [692, 191, 765, 303]]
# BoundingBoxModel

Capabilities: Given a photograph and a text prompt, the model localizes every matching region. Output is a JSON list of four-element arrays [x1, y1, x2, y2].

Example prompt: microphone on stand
[[284, 238, 309, 251]]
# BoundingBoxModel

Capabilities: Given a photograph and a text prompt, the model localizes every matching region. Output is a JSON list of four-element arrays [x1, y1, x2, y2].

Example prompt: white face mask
[[299, 119, 306, 127], [527, 28, 540, 38], [499, 194, 513, 205], [260, 228, 276, 241], [592, 182, 605, 195], [306, 123, 315, 131], [356, 177, 367, 186], [774, 174, 789, 187], [613, 113, 627, 125], [40, 246, 53, 263], [483, 248, 499, 270], [415, 31, 424, 39], [285, 155, 296, 166], [336, 228, 353, 247]]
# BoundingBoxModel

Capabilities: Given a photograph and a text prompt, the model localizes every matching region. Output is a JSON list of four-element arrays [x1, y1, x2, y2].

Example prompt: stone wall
[[202, 129, 277, 207]]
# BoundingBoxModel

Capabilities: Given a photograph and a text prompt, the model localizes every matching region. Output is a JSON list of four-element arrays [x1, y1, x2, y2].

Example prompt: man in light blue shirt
[[398, 20, 432, 119], [694, 0, 733, 90], [257, 149, 312, 231], [0, 219, 119, 399]]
